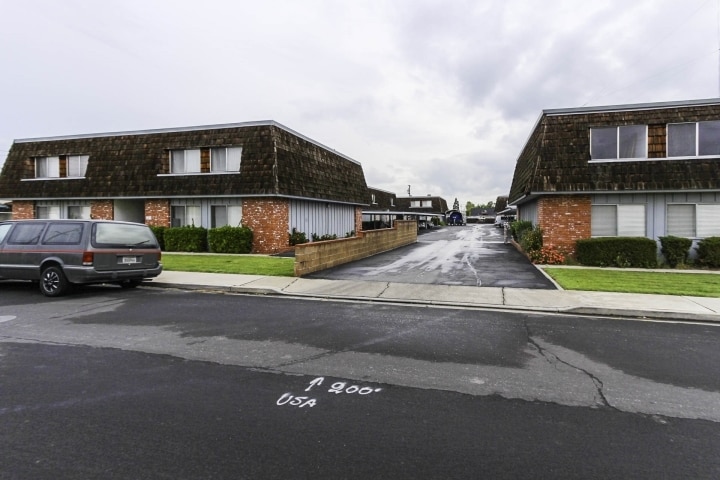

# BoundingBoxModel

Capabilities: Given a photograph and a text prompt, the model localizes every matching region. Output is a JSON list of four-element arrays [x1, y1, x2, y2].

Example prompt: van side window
[[7, 223, 46, 245], [43, 223, 84, 245], [0, 223, 11, 243]]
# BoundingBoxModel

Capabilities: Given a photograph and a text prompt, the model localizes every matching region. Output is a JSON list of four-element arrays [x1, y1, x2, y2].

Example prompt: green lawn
[[161, 254, 295, 276], [544, 268, 720, 297]]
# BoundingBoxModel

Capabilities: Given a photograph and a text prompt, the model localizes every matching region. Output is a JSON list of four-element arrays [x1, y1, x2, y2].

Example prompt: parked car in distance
[[0, 219, 162, 297], [494, 214, 517, 228]]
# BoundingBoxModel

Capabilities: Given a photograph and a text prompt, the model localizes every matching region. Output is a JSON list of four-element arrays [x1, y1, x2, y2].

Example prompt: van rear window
[[43, 222, 84, 245], [92, 223, 157, 248]]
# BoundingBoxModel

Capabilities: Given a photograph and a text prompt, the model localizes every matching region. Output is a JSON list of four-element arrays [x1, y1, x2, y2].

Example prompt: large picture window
[[170, 149, 201, 173], [667, 204, 720, 237], [590, 126, 647, 160], [171, 205, 201, 227], [668, 121, 720, 157], [591, 204, 646, 237], [211, 205, 242, 227], [211, 147, 242, 172]]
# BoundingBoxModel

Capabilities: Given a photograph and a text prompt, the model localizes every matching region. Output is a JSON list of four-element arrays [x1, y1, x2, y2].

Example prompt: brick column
[[354, 206, 363, 235], [90, 200, 114, 220], [242, 198, 290, 254], [537, 195, 591, 255], [145, 199, 171, 227], [11, 200, 35, 219]]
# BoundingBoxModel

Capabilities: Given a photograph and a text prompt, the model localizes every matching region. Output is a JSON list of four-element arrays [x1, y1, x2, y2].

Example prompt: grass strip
[[544, 268, 720, 297], [161, 254, 295, 276]]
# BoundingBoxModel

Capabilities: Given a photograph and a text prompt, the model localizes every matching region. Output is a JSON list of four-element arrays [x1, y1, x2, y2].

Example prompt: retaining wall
[[294, 220, 417, 276]]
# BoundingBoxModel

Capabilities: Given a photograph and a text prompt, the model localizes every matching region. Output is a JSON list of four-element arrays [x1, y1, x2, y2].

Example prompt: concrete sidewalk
[[148, 270, 720, 323]]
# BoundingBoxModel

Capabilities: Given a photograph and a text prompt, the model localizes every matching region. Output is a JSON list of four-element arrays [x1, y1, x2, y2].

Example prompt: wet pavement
[[306, 224, 556, 289]]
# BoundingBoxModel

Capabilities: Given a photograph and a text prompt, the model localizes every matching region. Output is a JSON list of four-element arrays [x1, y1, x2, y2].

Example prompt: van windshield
[[92, 223, 158, 248]]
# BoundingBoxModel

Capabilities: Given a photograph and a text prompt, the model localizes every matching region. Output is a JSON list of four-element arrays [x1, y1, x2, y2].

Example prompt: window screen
[[591, 205, 617, 236], [697, 204, 720, 237]]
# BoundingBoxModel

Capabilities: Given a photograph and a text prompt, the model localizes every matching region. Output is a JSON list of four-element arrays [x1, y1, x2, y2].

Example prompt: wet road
[[308, 223, 556, 289]]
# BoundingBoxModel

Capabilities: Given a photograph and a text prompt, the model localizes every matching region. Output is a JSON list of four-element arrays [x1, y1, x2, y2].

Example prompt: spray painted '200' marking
[[276, 377, 382, 409]]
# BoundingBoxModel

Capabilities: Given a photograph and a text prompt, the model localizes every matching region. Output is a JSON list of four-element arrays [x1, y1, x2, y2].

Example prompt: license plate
[[121, 256, 139, 264]]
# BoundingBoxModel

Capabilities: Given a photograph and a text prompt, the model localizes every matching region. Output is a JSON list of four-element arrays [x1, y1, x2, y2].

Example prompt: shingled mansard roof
[[509, 98, 720, 205], [0, 121, 370, 205]]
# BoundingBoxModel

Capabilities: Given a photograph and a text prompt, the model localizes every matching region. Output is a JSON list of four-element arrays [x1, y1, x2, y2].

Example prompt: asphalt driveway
[[307, 223, 557, 289]]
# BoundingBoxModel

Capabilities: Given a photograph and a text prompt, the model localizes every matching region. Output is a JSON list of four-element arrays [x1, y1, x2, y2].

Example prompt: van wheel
[[40, 266, 69, 297], [120, 279, 142, 289]]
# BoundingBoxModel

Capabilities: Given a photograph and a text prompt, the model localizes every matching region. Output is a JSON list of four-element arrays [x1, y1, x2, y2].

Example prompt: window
[[590, 126, 647, 160], [668, 121, 720, 157], [36, 206, 60, 219], [7, 223, 46, 245], [211, 147, 242, 172], [171, 205, 201, 227], [67, 155, 89, 177], [67, 206, 91, 219], [591, 204, 646, 237], [211, 205, 242, 227], [43, 222, 83, 245], [35, 156, 60, 178], [170, 149, 201, 173], [668, 204, 720, 237]]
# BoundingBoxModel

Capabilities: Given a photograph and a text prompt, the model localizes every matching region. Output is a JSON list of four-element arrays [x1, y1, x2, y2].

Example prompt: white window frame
[[35, 156, 60, 178], [591, 204, 646, 237], [67, 155, 89, 178], [667, 120, 720, 158], [210, 147, 242, 173], [170, 149, 201, 174], [590, 125, 647, 160]]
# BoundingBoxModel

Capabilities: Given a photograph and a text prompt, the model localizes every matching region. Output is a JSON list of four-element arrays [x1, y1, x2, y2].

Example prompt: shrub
[[696, 236, 720, 268], [520, 226, 543, 253], [149, 226, 166, 251], [511, 220, 533, 242], [528, 246, 566, 265], [311, 233, 338, 242], [207, 225, 253, 254], [164, 226, 208, 252], [659, 235, 692, 267], [289, 228, 308, 246], [575, 237, 657, 268]]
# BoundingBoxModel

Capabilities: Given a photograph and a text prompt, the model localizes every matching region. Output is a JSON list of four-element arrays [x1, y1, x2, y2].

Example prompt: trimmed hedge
[[207, 225, 253, 254], [164, 226, 208, 252], [659, 235, 692, 267], [149, 226, 166, 251], [576, 237, 657, 268], [696, 236, 720, 268]]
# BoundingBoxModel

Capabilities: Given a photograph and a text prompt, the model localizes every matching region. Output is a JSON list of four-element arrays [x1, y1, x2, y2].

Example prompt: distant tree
[[453, 198, 460, 210], [465, 201, 476, 215]]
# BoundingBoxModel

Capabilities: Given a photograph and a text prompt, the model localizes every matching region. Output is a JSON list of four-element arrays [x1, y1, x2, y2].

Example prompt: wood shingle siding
[[509, 100, 720, 203], [0, 122, 369, 205]]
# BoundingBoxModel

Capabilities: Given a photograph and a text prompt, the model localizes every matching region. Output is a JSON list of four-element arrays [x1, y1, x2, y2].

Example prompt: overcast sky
[[2, 0, 719, 208]]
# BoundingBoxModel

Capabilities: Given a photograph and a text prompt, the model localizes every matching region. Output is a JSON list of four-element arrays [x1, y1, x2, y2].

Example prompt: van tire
[[40, 265, 69, 297]]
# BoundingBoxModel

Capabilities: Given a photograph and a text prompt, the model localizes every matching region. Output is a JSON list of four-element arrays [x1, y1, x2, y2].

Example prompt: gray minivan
[[0, 219, 162, 297]]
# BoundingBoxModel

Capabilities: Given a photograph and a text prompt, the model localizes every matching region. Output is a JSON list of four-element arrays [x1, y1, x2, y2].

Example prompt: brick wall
[[242, 198, 290, 254], [12, 200, 34, 219], [145, 199, 171, 227], [294, 220, 417, 276], [90, 200, 114, 220], [537, 195, 591, 255]]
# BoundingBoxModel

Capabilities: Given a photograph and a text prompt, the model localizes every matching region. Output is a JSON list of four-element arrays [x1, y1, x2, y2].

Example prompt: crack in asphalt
[[524, 322, 619, 411]]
